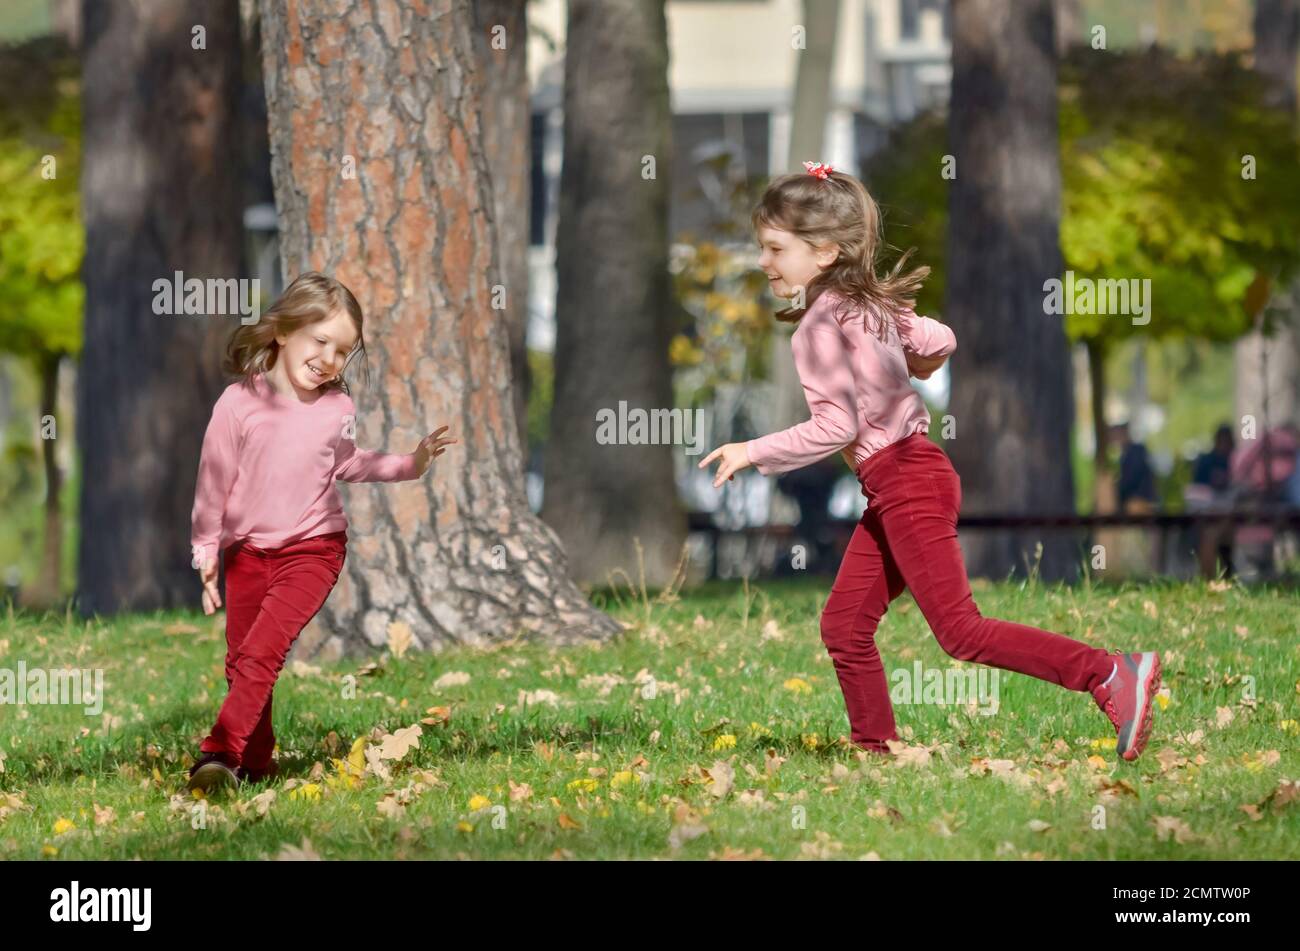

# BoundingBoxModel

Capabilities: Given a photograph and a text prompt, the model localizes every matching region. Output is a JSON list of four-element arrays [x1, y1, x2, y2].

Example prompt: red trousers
[[822, 432, 1113, 751], [199, 530, 347, 768]]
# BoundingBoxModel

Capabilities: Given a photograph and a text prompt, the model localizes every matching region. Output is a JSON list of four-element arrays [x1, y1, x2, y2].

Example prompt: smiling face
[[274, 308, 360, 391], [756, 225, 839, 300]]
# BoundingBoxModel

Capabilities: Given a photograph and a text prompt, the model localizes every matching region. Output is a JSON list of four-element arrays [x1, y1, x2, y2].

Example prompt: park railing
[[687, 507, 1300, 581]]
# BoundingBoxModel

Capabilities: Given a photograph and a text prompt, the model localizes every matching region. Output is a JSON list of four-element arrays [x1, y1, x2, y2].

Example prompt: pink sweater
[[190, 372, 420, 567], [745, 290, 957, 477]]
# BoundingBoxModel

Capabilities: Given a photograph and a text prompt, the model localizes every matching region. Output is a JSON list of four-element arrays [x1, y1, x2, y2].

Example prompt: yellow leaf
[[712, 734, 737, 751], [784, 677, 812, 694], [52, 817, 75, 836], [468, 794, 491, 811], [289, 783, 321, 801]]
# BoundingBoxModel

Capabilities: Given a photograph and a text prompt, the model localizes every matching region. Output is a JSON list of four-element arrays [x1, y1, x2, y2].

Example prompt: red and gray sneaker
[[1091, 651, 1161, 761]]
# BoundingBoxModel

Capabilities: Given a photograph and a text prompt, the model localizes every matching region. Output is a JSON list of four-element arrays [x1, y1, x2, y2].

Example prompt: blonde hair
[[223, 271, 368, 395], [751, 168, 930, 341]]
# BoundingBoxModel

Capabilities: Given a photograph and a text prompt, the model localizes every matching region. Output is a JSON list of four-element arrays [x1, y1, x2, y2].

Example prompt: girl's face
[[274, 308, 359, 391], [756, 225, 839, 300]]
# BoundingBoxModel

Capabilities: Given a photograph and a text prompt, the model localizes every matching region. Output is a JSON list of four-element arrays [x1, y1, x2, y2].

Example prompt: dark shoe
[[187, 752, 240, 794], [237, 760, 280, 784]]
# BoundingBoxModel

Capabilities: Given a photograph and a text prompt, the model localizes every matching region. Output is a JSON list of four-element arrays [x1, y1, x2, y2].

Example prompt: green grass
[[0, 576, 1296, 860]]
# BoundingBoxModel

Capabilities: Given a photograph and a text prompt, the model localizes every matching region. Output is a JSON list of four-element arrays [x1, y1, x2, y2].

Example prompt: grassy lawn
[[0, 576, 1296, 860]]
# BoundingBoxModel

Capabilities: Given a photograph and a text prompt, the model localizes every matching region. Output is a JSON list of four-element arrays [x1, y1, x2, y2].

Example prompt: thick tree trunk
[[944, 0, 1079, 581], [473, 0, 533, 482], [77, 0, 242, 615], [1236, 0, 1299, 433], [258, 0, 619, 656], [542, 0, 686, 588]]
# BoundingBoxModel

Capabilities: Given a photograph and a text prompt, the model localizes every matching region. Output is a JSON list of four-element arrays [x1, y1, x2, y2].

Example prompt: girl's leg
[[866, 440, 1114, 693], [820, 507, 908, 751], [200, 544, 268, 763], [200, 534, 345, 766]]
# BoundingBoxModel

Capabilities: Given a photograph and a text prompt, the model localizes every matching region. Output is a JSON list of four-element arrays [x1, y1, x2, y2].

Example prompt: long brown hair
[[223, 271, 369, 395], [751, 168, 930, 341]]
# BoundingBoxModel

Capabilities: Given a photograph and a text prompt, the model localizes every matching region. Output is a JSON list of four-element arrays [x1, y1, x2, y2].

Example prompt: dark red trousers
[[199, 531, 347, 768], [821, 432, 1113, 751]]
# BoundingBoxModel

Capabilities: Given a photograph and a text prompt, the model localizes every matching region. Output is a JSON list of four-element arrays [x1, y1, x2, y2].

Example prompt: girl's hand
[[198, 557, 222, 616], [905, 350, 947, 380], [698, 442, 752, 488], [412, 425, 457, 476]]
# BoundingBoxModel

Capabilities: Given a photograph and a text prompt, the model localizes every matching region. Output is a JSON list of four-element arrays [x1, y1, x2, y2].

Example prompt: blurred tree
[[78, 0, 243, 615], [544, 0, 686, 588], [0, 35, 81, 605], [943, 0, 1078, 581], [258, 0, 619, 650], [869, 46, 1300, 504]]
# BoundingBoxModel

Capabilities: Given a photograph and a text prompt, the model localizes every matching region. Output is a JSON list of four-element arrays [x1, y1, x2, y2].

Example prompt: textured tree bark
[[944, 0, 1079, 582], [543, 0, 687, 589], [473, 0, 533, 483], [258, 0, 620, 656], [77, 0, 242, 615]]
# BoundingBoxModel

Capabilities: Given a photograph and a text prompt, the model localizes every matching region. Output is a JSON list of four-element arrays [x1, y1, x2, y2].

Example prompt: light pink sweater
[[745, 290, 957, 477], [190, 372, 419, 567]]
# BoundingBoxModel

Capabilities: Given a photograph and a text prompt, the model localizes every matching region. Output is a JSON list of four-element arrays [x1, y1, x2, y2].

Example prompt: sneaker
[[237, 760, 280, 784], [1091, 651, 1161, 761], [187, 752, 240, 793]]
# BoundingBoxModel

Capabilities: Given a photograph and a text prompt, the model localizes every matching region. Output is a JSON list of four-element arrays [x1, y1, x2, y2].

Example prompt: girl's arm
[[190, 390, 241, 570], [745, 322, 858, 477], [333, 396, 422, 483], [895, 306, 956, 361]]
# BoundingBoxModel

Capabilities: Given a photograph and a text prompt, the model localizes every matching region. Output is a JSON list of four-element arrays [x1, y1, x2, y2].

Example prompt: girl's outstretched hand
[[698, 442, 752, 488], [905, 349, 948, 380], [413, 425, 457, 476], [198, 557, 221, 616]]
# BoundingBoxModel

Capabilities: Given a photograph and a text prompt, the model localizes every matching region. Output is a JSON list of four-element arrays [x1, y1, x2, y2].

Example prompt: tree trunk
[[1236, 0, 1299, 434], [1085, 336, 1108, 481], [258, 0, 620, 656], [944, 0, 1079, 581], [542, 0, 686, 588], [474, 0, 533, 477], [77, 0, 243, 615], [768, 0, 841, 442], [31, 351, 63, 606]]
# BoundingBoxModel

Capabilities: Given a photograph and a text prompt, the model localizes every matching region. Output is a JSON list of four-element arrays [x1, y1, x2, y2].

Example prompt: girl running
[[187, 272, 456, 792], [699, 162, 1160, 761]]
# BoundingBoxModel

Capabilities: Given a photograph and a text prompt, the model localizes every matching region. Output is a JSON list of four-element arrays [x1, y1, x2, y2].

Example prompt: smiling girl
[[699, 163, 1160, 762], [187, 271, 456, 791]]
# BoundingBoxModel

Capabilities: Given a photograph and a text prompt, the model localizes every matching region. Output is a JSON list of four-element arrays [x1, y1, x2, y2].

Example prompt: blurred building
[[523, 0, 953, 353]]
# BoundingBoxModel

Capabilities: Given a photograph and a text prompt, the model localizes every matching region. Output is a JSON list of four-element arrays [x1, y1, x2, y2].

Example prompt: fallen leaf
[[387, 621, 415, 659]]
